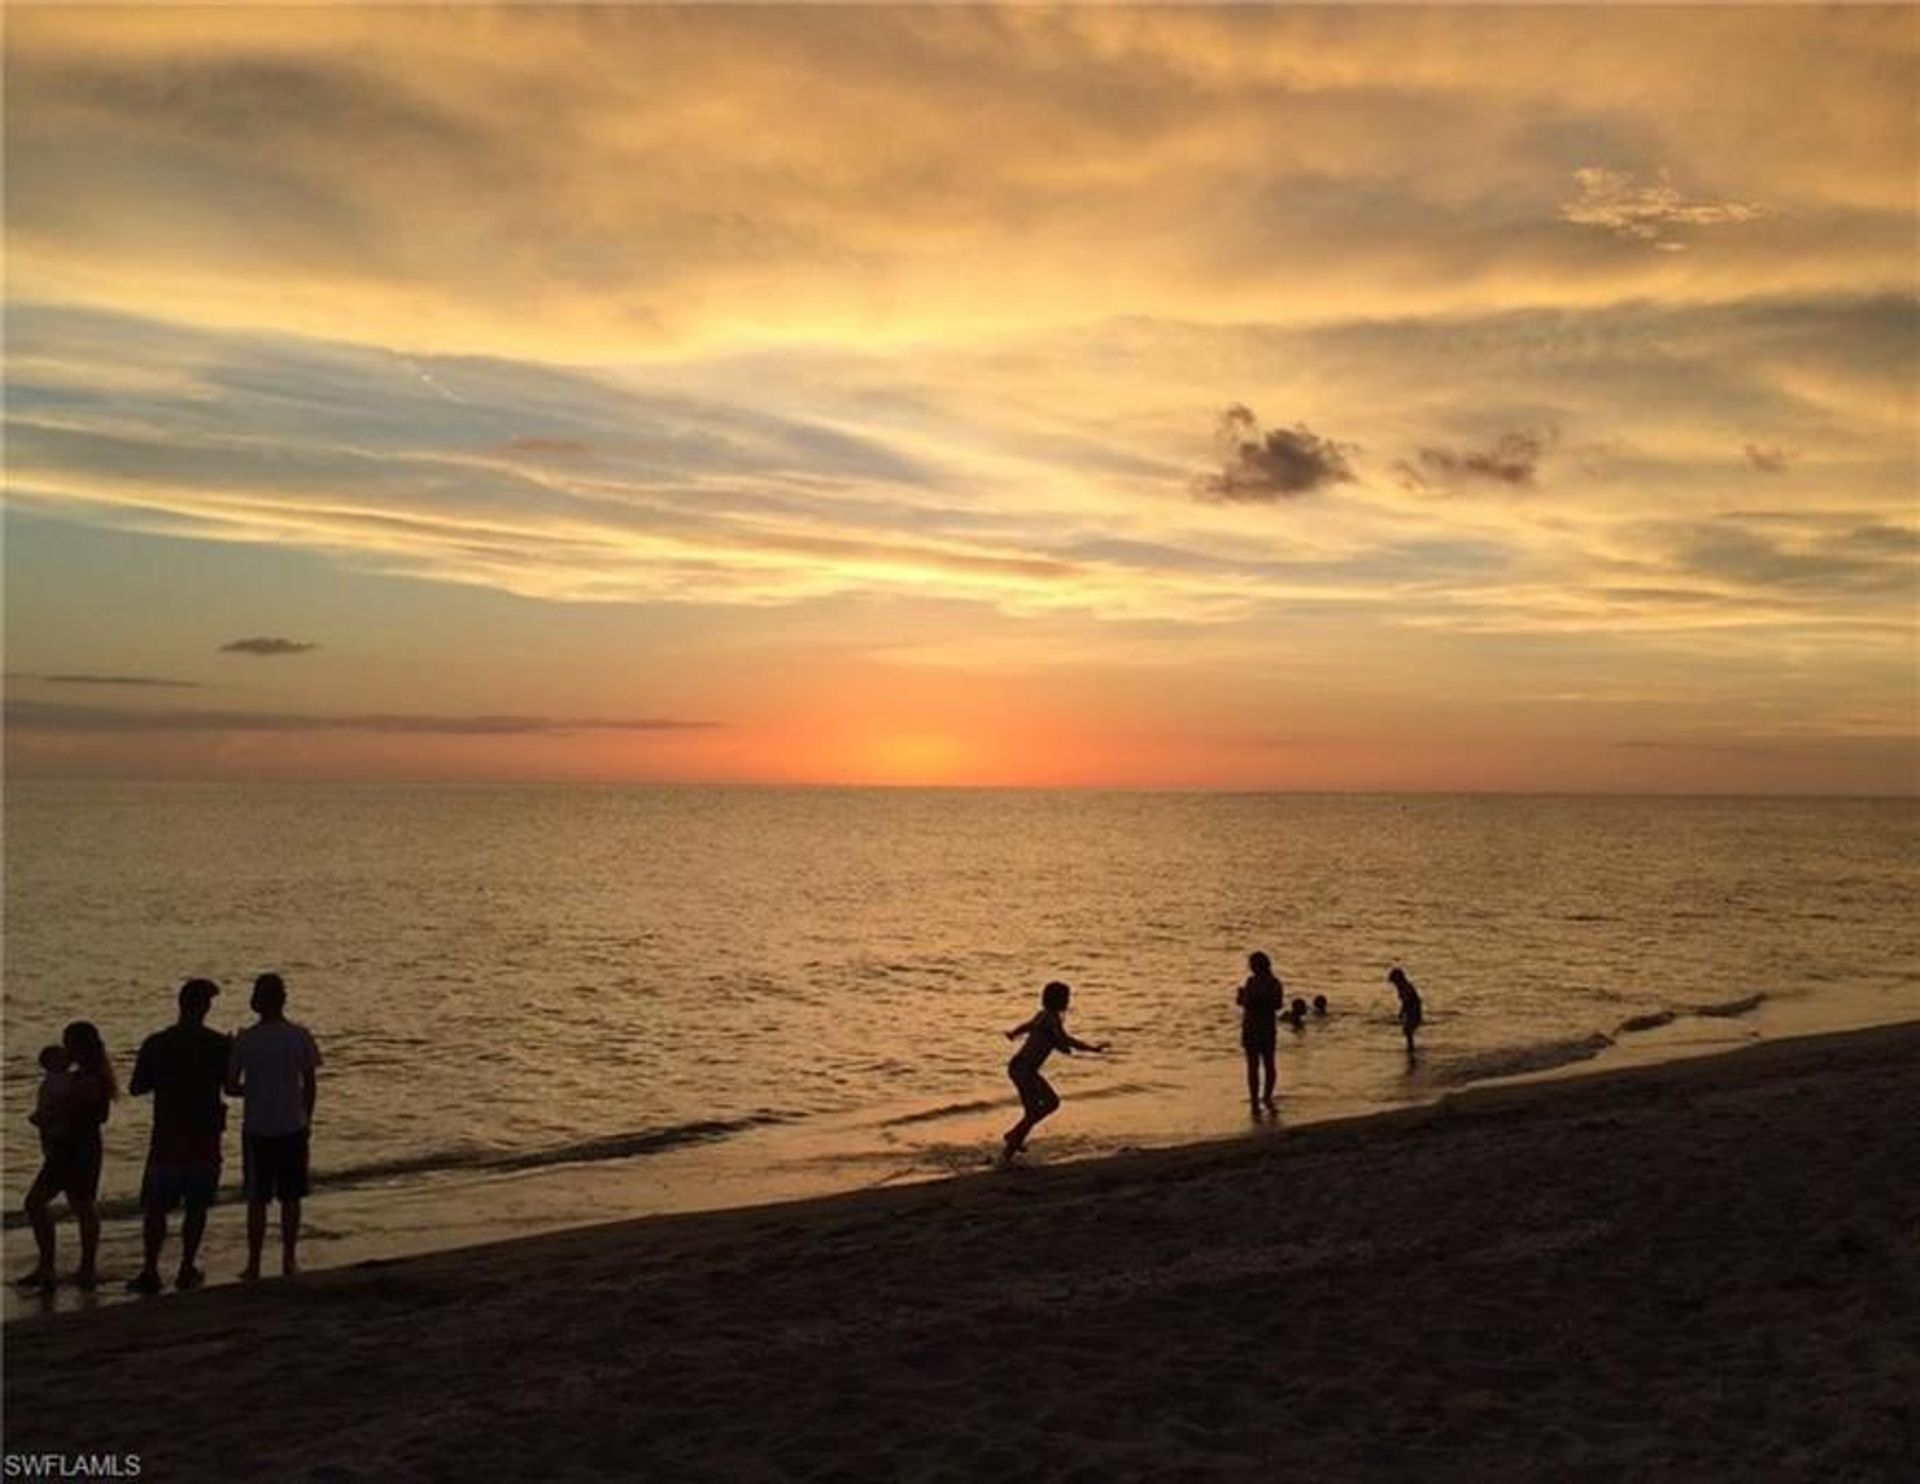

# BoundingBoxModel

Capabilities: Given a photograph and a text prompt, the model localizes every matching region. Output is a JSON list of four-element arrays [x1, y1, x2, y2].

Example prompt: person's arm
[[1005, 1013, 1039, 1041], [1063, 1033, 1108, 1054], [224, 1035, 245, 1098], [302, 1033, 320, 1122], [1235, 983, 1247, 1007], [129, 1038, 154, 1097]]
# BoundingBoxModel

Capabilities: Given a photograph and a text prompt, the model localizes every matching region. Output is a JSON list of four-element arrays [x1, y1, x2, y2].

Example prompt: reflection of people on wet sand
[[1001, 981, 1107, 1163], [17, 1022, 118, 1291], [1389, 967, 1424, 1062], [227, 973, 322, 1281], [129, 978, 231, 1295], [1235, 951, 1283, 1114]]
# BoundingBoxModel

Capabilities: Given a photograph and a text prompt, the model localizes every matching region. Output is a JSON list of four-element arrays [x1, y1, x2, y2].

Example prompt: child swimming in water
[[1001, 980, 1107, 1162]]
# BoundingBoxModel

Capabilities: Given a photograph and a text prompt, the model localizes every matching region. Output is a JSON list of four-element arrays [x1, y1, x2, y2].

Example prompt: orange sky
[[4, 7, 1916, 791]]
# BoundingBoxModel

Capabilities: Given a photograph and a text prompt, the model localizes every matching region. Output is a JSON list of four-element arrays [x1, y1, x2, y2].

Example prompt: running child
[[1001, 980, 1107, 1162]]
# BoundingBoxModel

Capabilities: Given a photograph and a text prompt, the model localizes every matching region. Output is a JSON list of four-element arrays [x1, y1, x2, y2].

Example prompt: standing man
[[128, 978, 230, 1294], [226, 972, 322, 1280]]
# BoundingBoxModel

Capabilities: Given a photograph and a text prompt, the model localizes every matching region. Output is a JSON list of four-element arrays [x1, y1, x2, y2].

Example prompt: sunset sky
[[5, 5, 1915, 791]]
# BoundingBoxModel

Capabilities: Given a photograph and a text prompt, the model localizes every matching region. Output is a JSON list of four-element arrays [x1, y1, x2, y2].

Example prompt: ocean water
[[5, 784, 1916, 1305]]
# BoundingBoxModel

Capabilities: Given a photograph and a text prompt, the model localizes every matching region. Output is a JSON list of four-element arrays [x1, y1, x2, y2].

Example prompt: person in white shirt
[[226, 973, 322, 1280]]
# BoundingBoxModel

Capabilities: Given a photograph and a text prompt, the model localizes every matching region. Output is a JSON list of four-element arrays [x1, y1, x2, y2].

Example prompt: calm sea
[[5, 784, 1916, 1305]]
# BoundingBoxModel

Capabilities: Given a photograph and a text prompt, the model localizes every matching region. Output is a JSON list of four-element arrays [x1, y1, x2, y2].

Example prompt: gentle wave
[[1428, 1033, 1616, 1087], [2, 1113, 795, 1230], [876, 1080, 1162, 1130], [1688, 991, 1769, 1019], [1614, 991, 1771, 1036]]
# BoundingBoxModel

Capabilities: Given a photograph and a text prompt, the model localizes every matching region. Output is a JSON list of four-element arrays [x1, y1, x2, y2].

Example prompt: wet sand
[[7, 1021, 1918, 1482]]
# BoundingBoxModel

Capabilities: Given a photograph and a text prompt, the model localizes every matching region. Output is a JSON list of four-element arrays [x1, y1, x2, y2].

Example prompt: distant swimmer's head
[[251, 972, 288, 1018], [178, 977, 220, 1022], [1291, 998, 1307, 1016], [38, 1044, 66, 1074], [1042, 980, 1072, 1013], [1312, 995, 1328, 1016], [1248, 951, 1272, 976]]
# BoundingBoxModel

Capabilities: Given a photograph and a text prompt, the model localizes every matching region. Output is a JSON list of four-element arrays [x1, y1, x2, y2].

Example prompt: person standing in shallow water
[[128, 978, 231, 1294], [1236, 952, 1284, 1115], [16, 1021, 117, 1291], [227, 973, 322, 1280], [1001, 980, 1107, 1163], [1388, 967, 1424, 1063]]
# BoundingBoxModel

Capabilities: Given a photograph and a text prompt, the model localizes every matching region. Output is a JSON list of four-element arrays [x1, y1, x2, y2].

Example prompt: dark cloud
[[1743, 443, 1792, 474], [5, 701, 718, 736], [1393, 430, 1553, 491], [220, 637, 319, 657], [1194, 405, 1356, 503], [9, 673, 200, 689]]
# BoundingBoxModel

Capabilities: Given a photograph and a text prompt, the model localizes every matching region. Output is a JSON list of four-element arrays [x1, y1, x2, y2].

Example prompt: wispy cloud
[[8, 672, 200, 689], [6, 700, 718, 735], [1744, 443, 1792, 474], [1393, 431, 1555, 492], [1559, 167, 1764, 252], [220, 637, 319, 656]]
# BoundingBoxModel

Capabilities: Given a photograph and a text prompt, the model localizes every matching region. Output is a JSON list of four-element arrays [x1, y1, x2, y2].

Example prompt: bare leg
[[1244, 1050, 1260, 1110], [1260, 1050, 1278, 1108], [19, 1192, 56, 1284], [132, 1207, 167, 1290], [242, 1199, 267, 1280], [178, 1203, 210, 1287], [72, 1198, 100, 1286], [280, 1198, 302, 1276]]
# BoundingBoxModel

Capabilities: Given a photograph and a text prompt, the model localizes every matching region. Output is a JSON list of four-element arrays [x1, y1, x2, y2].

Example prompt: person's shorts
[[142, 1153, 222, 1213], [243, 1129, 311, 1202], [28, 1134, 103, 1205], [1241, 1027, 1278, 1055]]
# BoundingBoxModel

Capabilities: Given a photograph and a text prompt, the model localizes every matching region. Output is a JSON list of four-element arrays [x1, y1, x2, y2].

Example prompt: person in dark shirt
[[1235, 951, 1284, 1115], [127, 979, 231, 1294]]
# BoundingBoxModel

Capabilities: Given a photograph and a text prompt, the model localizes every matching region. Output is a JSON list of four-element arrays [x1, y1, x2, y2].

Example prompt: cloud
[[492, 436, 594, 459], [1743, 443, 1792, 473], [5, 700, 718, 735], [1194, 405, 1356, 503], [220, 637, 319, 656], [9, 672, 200, 688], [1393, 430, 1554, 491], [1559, 167, 1764, 252]]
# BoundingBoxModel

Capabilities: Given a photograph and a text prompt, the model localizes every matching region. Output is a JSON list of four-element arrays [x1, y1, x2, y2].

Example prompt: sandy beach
[[7, 1020, 1917, 1481]]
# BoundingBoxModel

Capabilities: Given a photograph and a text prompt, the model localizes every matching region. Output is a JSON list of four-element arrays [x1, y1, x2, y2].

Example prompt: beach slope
[[8, 1023, 1918, 1481]]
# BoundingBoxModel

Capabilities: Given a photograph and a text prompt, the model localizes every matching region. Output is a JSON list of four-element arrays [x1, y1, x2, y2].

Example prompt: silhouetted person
[[30, 1045, 71, 1144], [227, 973, 321, 1280], [17, 1022, 117, 1291], [1001, 980, 1106, 1162], [1312, 995, 1328, 1019], [1235, 951, 1283, 1114], [1389, 967, 1424, 1062], [128, 979, 231, 1294], [1284, 997, 1309, 1031]]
